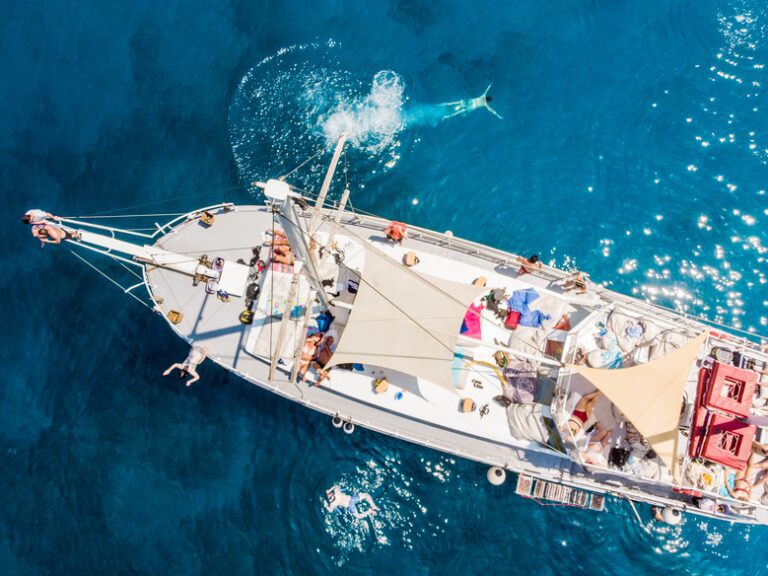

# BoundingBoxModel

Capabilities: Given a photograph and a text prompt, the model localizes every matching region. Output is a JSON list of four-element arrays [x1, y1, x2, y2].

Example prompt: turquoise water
[[3, 0, 768, 573]]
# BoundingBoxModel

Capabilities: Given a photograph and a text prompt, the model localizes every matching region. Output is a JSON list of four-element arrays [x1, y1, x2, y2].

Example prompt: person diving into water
[[441, 84, 502, 120], [324, 485, 379, 519]]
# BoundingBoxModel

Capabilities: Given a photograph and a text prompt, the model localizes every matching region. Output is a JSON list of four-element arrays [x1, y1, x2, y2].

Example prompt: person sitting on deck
[[568, 390, 602, 437], [517, 254, 542, 275], [324, 485, 379, 518], [562, 271, 589, 295], [22, 209, 55, 225], [163, 345, 207, 386], [298, 332, 323, 382], [384, 221, 408, 245], [311, 335, 336, 385]]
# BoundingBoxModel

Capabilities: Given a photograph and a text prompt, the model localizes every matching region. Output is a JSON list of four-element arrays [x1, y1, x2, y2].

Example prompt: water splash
[[319, 70, 405, 155]]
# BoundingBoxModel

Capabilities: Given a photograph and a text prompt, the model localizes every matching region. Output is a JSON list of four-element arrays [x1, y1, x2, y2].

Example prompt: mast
[[309, 133, 348, 234]]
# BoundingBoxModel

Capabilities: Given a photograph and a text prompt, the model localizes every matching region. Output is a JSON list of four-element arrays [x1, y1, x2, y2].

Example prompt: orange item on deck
[[385, 221, 407, 241], [703, 361, 758, 418]]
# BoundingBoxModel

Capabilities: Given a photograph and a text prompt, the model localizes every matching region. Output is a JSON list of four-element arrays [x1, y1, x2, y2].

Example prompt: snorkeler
[[441, 84, 502, 120], [324, 485, 379, 519]]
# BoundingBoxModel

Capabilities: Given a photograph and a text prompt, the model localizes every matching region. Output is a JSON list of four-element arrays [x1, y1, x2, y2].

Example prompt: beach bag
[[459, 398, 477, 413], [403, 251, 420, 267], [504, 310, 521, 329], [493, 350, 510, 368]]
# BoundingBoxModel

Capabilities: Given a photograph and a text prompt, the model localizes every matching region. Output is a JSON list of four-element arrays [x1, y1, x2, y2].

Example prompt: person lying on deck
[[580, 423, 613, 466], [268, 229, 291, 246], [568, 390, 602, 437], [725, 445, 768, 502], [311, 335, 336, 385], [272, 244, 295, 266], [299, 333, 323, 382]]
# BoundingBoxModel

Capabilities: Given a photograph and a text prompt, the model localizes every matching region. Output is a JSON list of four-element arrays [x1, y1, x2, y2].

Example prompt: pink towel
[[461, 304, 483, 339]]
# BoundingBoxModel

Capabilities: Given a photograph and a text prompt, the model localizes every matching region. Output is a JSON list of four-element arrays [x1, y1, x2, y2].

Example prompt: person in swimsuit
[[581, 423, 613, 466], [324, 485, 379, 519], [163, 345, 207, 386], [726, 444, 768, 502], [517, 254, 542, 275], [441, 84, 502, 120], [384, 221, 408, 245], [568, 390, 602, 437], [311, 335, 336, 385], [298, 332, 323, 382], [563, 271, 589, 295]]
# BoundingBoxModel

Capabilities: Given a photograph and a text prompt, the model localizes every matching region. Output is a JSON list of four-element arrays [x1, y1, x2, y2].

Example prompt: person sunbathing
[[298, 333, 323, 382], [568, 390, 602, 437], [726, 448, 768, 502], [311, 335, 335, 385], [581, 423, 613, 466], [272, 244, 295, 265], [269, 229, 291, 246]]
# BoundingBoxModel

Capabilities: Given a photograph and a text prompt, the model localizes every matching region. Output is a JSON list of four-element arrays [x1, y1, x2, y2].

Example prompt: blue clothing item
[[507, 288, 549, 327], [626, 324, 644, 339], [316, 312, 333, 332], [519, 309, 551, 328], [507, 288, 540, 312]]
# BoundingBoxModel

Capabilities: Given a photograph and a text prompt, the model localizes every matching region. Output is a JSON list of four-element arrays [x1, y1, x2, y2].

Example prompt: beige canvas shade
[[326, 242, 487, 393], [570, 331, 707, 479]]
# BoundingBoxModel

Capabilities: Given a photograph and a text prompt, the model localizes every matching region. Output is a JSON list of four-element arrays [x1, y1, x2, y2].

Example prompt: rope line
[[68, 250, 152, 310]]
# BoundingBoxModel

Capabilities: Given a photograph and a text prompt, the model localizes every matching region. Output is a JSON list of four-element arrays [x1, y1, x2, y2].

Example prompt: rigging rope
[[67, 250, 153, 310]]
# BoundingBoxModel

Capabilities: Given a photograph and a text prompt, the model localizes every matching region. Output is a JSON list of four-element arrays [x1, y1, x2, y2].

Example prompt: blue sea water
[[3, 0, 768, 573]]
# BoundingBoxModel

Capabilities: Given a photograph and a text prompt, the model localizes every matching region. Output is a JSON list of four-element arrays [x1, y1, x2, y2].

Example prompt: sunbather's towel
[[503, 362, 540, 403], [519, 309, 551, 328], [507, 288, 540, 312], [460, 303, 483, 339]]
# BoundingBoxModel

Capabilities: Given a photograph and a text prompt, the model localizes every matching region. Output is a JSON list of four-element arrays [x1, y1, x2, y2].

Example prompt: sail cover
[[570, 331, 707, 479], [326, 243, 487, 393]]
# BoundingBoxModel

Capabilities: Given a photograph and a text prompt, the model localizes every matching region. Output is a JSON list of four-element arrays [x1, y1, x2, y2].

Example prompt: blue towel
[[507, 288, 540, 312], [519, 309, 551, 328], [507, 289, 549, 328]]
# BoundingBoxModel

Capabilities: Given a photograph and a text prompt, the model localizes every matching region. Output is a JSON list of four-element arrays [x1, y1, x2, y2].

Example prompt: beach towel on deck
[[507, 288, 540, 312], [519, 309, 551, 329], [460, 303, 483, 339], [507, 288, 550, 328]]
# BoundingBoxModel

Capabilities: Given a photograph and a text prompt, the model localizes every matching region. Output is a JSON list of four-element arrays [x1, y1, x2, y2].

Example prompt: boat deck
[[143, 203, 768, 524]]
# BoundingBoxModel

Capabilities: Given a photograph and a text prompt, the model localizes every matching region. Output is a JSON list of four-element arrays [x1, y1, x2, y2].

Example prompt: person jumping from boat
[[163, 344, 207, 386], [440, 84, 502, 120], [324, 485, 379, 519]]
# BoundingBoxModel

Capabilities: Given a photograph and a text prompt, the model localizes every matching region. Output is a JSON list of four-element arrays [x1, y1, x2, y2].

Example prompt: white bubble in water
[[412, 198, 419, 205]]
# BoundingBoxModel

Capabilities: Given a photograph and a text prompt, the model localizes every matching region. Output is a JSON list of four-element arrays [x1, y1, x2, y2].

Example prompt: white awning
[[326, 242, 487, 393]]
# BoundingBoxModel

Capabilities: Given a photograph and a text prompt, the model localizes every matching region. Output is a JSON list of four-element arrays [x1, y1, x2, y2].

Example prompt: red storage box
[[703, 361, 757, 418]]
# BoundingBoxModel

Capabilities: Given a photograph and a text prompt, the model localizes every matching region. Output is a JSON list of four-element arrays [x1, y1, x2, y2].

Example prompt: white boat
[[41, 137, 768, 526]]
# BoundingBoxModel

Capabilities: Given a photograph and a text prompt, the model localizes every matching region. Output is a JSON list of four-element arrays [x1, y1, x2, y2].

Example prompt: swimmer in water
[[441, 84, 502, 120], [324, 485, 379, 519]]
